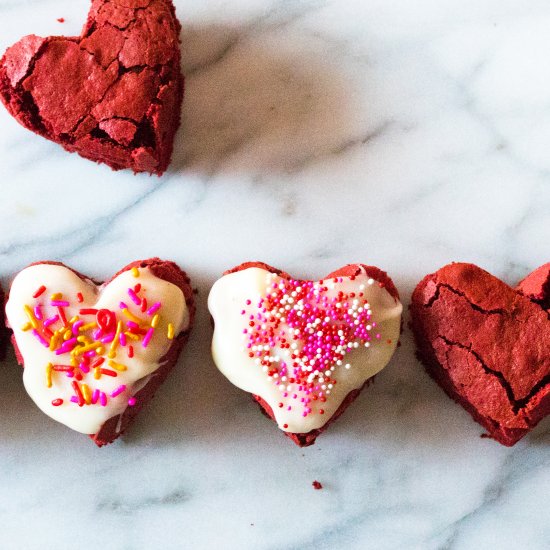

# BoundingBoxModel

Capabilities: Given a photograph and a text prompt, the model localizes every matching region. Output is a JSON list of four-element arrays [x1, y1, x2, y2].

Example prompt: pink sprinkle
[[119, 332, 127, 346], [55, 339, 77, 355], [127, 321, 139, 329], [142, 327, 154, 348], [128, 397, 137, 407], [44, 315, 59, 327], [147, 302, 161, 315], [32, 329, 49, 347], [119, 302, 128, 310], [101, 333, 115, 344], [78, 362, 90, 374], [34, 305, 43, 320], [93, 329, 102, 340], [84, 350, 97, 358], [72, 320, 83, 335], [51, 300, 69, 307], [100, 392, 107, 407], [70, 396, 78, 403], [91, 389, 100, 405], [127, 288, 141, 306], [66, 371, 74, 378], [111, 385, 126, 398]]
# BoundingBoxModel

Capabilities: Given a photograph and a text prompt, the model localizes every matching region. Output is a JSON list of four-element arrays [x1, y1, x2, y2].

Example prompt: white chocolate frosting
[[208, 266, 402, 434], [5, 264, 189, 435]]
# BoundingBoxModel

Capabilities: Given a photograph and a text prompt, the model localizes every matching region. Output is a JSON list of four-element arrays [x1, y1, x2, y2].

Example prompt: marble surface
[[0, 0, 549, 548]]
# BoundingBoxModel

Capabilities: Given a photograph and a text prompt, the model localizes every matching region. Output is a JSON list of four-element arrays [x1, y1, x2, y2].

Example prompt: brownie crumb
[[312, 480, 323, 490]]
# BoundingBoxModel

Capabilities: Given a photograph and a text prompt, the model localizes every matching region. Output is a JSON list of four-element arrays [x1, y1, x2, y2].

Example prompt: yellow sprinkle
[[71, 356, 78, 367], [24, 305, 38, 329], [131, 267, 140, 278], [108, 360, 128, 372], [21, 322, 32, 332], [63, 329, 72, 341], [96, 346, 105, 356], [49, 331, 61, 351], [46, 362, 53, 388], [167, 323, 175, 340], [81, 384, 92, 405], [77, 335, 92, 344], [50, 292, 62, 300], [151, 314, 160, 328], [94, 366, 101, 380], [79, 322, 97, 332], [122, 308, 145, 325], [69, 316, 79, 324], [123, 331, 140, 341], [108, 321, 122, 359]]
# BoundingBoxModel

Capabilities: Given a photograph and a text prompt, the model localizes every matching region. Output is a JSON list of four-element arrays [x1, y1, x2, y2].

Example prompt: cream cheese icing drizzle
[[6, 264, 188, 435], [208, 266, 402, 434]]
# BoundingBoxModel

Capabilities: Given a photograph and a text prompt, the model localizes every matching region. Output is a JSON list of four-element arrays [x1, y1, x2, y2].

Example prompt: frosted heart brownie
[[208, 262, 403, 446], [5, 258, 195, 446]]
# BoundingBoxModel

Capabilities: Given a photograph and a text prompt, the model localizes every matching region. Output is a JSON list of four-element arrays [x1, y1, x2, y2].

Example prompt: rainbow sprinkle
[[22, 272, 176, 411]]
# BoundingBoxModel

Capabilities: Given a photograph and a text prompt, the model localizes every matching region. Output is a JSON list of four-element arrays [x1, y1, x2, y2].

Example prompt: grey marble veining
[[0, 1, 549, 549]]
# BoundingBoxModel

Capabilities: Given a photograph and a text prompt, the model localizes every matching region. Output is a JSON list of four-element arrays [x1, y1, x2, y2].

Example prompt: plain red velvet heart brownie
[[0, 0, 183, 175], [5, 258, 195, 446], [208, 261, 403, 447], [410, 262, 550, 446]]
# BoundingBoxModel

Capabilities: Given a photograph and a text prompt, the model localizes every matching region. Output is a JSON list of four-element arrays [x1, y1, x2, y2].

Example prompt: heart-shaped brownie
[[5, 258, 195, 446], [0, 0, 183, 175], [411, 262, 550, 446], [208, 262, 403, 446]]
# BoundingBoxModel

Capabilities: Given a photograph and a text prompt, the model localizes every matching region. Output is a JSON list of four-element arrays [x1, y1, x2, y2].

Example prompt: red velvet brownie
[[208, 261, 402, 447], [410, 262, 550, 446], [5, 258, 195, 446], [0, 0, 183, 175]]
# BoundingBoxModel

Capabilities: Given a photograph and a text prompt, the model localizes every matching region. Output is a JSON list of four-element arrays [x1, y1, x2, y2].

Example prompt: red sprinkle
[[71, 381, 85, 407], [57, 17, 65, 23], [312, 481, 323, 490], [128, 345, 134, 358], [79, 308, 98, 315], [90, 357, 105, 368], [100, 368, 117, 377], [57, 306, 68, 327], [51, 399, 64, 407], [33, 285, 46, 298], [76, 292, 84, 303], [53, 365, 73, 372], [96, 309, 116, 333]]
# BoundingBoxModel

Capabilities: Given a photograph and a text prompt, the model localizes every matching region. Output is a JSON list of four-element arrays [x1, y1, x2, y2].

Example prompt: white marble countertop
[[0, 1, 549, 549]]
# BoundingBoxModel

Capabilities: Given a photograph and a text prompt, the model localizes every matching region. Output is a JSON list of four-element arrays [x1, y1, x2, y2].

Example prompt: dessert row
[[1, 258, 548, 448]]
